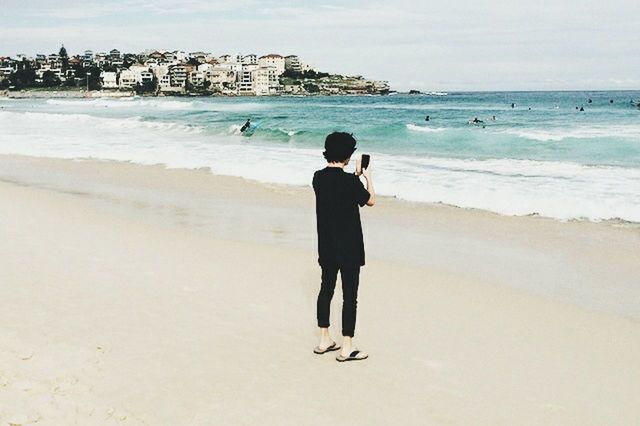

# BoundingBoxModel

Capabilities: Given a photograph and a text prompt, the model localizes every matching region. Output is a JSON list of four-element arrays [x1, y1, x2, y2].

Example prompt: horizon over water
[[1, 91, 639, 223]]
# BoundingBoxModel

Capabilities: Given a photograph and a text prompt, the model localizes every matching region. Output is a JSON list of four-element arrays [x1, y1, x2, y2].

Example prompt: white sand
[[1, 155, 639, 425]]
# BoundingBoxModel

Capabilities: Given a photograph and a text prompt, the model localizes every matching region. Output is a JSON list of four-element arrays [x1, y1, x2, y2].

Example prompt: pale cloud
[[1, 0, 639, 90]]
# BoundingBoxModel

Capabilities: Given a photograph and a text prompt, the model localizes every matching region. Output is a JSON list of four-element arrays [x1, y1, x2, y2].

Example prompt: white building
[[36, 64, 63, 80], [118, 69, 137, 89], [217, 61, 240, 73], [152, 65, 169, 79], [237, 64, 258, 95], [285, 55, 302, 72], [94, 53, 109, 67], [169, 64, 187, 87], [252, 67, 280, 96], [189, 71, 205, 86], [197, 63, 214, 73], [242, 54, 257, 65], [128, 65, 154, 84], [138, 71, 153, 84], [159, 74, 172, 90], [258, 54, 285, 76], [173, 51, 188, 62], [189, 52, 208, 62], [205, 67, 236, 92], [101, 71, 118, 89]]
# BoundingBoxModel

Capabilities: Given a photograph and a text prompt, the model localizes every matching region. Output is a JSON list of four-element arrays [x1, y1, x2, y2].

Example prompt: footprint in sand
[[20, 351, 34, 361]]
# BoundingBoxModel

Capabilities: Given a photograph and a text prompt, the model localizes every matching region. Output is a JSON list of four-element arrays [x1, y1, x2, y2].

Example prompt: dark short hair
[[323, 132, 357, 163]]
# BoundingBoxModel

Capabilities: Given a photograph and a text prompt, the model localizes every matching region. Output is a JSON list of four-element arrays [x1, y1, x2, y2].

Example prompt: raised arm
[[361, 164, 375, 206]]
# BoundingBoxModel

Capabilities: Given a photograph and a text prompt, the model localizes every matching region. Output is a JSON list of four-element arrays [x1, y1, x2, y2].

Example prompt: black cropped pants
[[316, 264, 360, 337]]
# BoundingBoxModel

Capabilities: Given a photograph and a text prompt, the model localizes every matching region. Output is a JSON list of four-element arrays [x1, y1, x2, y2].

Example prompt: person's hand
[[355, 157, 363, 176], [362, 161, 372, 180]]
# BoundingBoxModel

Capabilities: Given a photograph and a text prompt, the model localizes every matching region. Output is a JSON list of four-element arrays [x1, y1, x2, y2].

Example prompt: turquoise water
[[1, 91, 639, 221]]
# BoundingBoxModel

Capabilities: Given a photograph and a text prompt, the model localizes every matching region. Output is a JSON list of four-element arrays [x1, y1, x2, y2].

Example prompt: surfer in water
[[469, 117, 484, 124], [425, 115, 430, 122], [240, 119, 251, 133]]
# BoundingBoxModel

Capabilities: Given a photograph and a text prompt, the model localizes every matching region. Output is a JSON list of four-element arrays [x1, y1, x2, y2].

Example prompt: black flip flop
[[336, 350, 368, 362], [313, 342, 340, 354]]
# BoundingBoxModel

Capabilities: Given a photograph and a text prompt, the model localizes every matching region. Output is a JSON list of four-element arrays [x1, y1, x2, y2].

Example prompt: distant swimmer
[[588, 98, 592, 103], [240, 118, 251, 133], [528, 107, 531, 110], [575, 106, 579, 110], [511, 103, 515, 108], [579, 106, 585, 111], [469, 117, 484, 124], [491, 115, 496, 121], [425, 115, 430, 122], [610, 99, 614, 104]]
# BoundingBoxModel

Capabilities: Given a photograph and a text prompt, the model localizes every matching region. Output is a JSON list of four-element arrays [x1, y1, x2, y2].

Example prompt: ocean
[[1, 91, 639, 222]]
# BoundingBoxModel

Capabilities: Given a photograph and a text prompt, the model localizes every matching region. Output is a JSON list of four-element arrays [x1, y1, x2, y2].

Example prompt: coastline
[[0, 89, 395, 98], [0, 89, 135, 99], [1, 153, 639, 424]]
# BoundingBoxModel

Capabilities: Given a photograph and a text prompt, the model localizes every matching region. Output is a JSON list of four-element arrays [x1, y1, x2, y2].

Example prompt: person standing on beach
[[312, 132, 375, 362]]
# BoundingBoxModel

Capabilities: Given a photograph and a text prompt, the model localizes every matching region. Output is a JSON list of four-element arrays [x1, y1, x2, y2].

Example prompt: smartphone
[[361, 154, 370, 170]]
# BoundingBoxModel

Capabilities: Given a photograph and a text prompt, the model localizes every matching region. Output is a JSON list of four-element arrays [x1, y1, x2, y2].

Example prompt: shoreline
[[2, 94, 639, 224], [0, 89, 393, 99], [1, 153, 639, 424], [0, 149, 637, 229], [1, 153, 639, 319]]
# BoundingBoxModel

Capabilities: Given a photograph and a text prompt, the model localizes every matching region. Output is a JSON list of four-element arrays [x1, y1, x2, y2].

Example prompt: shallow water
[[1, 91, 639, 221]]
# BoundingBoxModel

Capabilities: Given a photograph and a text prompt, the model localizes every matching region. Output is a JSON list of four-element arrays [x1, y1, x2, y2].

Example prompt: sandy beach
[[1, 154, 639, 425]]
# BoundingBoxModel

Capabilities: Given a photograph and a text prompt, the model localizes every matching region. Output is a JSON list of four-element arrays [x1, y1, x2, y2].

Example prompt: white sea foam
[[502, 125, 640, 141], [45, 97, 194, 110], [2, 109, 639, 223], [228, 124, 243, 135], [406, 124, 447, 133], [44, 97, 267, 112]]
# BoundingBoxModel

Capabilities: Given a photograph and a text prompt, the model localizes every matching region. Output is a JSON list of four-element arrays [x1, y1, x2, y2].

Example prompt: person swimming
[[425, 115, 430, 122], [240, 119, 251, 133], [491, 115, 496, 121], [469, 117, 484, 124], [579, 106, 585, 111]]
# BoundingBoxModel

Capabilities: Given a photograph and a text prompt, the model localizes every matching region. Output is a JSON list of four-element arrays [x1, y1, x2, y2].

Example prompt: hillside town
[[0, 46, 390, 96]]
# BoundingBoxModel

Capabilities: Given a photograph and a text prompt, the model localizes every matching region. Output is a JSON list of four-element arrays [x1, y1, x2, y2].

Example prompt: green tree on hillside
[[135, 76, 158, 95], [303, 82, 320, 93], [42, 70, 61, 87], [85, 66, 101, 90], [59, 45, 69, 72], [9, 68, 36, 89]]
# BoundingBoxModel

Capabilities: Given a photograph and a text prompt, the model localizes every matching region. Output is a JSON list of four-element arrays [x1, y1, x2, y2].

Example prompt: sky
[[1, 0, 639, 91]]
